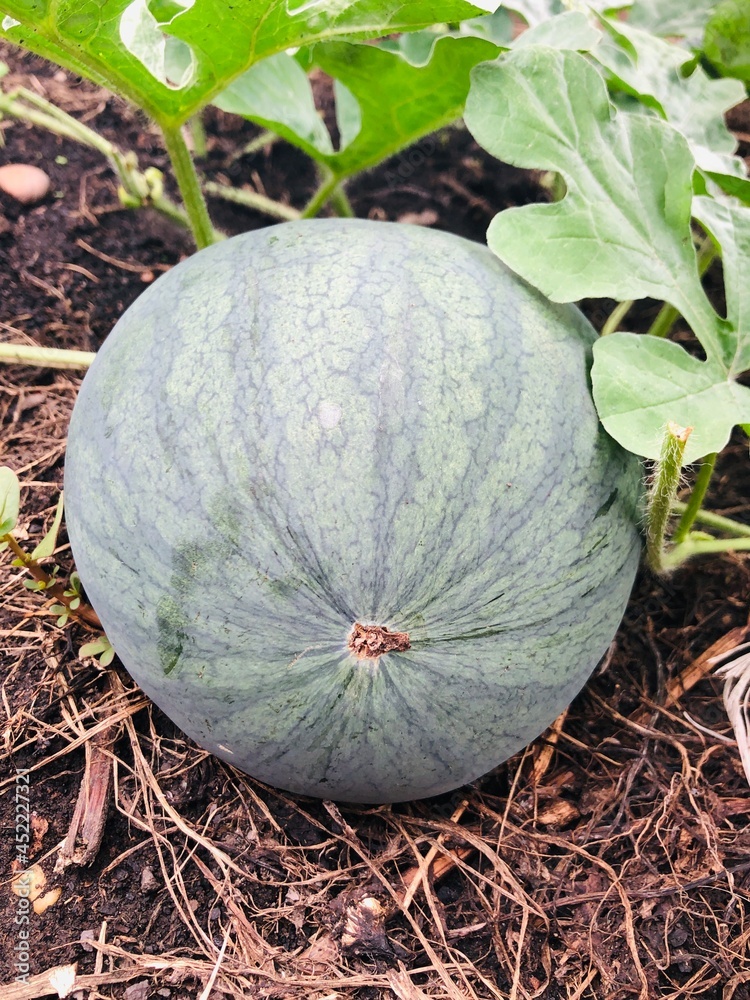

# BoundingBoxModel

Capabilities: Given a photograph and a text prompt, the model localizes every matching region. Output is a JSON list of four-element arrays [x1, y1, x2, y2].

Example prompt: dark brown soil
[[2, 44, 750, 1000]]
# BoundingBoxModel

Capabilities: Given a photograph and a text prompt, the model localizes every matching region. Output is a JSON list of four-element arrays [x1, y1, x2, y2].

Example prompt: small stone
[[397, 209, 439, 227], [0, 163, 51, 204], [140, 865, 158, 893], [124, 982, 150, 1000], [80, 929, 96, 952]]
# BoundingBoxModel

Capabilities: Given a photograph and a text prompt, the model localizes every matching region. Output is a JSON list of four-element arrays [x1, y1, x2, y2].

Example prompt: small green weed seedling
[[0, 467, 101, 637]]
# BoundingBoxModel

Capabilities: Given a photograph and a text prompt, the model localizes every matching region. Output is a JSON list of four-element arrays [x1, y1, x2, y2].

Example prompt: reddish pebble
[[0, 163, 51, 205], [140, 270, 155, 283]]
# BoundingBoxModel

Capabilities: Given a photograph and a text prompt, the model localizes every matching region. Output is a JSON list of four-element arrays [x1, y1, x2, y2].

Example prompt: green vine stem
[[301, 168, 353, 219], [189, 113, 207, 158], [301, 170, 339, 219], [203, 181, 301, 221], [671, 501, 750, 539], [600, 298, 634, 336], [330, 183, 355, 218], [229, 130, 279, 164], [160, 124, 217, 249], [646, 421, 691, 574], [662, 535, 750, 569], [0, 344, 95, 369], [672, 452, 718, 544]]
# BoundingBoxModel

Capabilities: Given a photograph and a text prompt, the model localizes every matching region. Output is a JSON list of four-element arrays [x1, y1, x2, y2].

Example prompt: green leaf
[[513, 11, 601, 51], [0, 0, 491, 125], [316, 36, 498, 179], [503, 0, 564, 24], [31, 491, 64, 561], [80, 635, 115, 665], [65, 571, 82, 597], [703, 0, 750, 81], [506, 0, 628, 25], [595, 16, 747, 185], [627, 0, 717, 38], [214, 52, 336, 158], [217, 34, 498, 181], [379, 8, 598, 61], [464, 48, 722, 357], [693, 196, 750, 376], [334, 78, 360, 151], [0, 466, 20, 536], [99, 644, 116, 666], [80, 636, 109, 657], [456, 7, 514, 45], [701, 162, 750, 207], [592, 334, 750, 462]]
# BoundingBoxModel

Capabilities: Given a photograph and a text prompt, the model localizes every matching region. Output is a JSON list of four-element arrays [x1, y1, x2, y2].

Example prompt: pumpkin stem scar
[[349, 623, 411, 659]]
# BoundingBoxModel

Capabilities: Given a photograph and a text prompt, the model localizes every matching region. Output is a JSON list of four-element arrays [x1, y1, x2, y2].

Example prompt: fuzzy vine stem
[[648, 433, 750, 571], [672, 453, 718, 544], [646, 422, 691, 574], [160, 124, 216, 249]]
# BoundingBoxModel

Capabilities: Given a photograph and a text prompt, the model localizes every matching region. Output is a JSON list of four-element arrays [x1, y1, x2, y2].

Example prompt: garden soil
[[1, 45, 750, 1000]]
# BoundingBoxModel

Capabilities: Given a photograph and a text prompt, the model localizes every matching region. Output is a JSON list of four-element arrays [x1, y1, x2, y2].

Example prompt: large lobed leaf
[[627, 0, 717, 38], [465, 47, 750, 462], [214, 10, 599, 182], [591, 335, 750, 462], [703, 0, 750, 82], [216, 34, 498, 181], [465, 48, 716, 333], [595, 15, 750, 204], [0, 0, 494, 124]]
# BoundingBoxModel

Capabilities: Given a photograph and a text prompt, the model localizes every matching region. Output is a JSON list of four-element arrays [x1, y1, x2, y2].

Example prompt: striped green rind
[[65, 219, 641, 803]]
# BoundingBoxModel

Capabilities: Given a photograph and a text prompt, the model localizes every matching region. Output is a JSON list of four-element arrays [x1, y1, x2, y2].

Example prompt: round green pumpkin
[[65, 219, 641, 803]]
